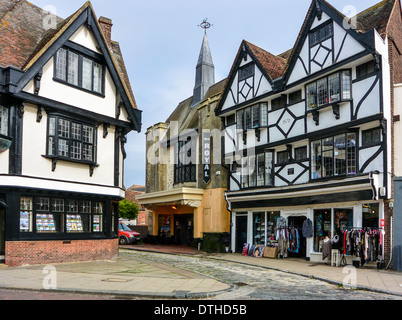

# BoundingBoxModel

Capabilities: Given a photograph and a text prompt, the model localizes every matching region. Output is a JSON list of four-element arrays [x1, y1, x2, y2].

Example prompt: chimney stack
[[98, 16, 113, 48]]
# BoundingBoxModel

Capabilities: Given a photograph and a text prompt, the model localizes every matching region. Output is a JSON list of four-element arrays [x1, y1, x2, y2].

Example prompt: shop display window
[[20, 197, 33, 233], [67, 214, 89, 232], [313, 209, 331, 252], [159, 215, 172, 237], [93, 202, 103, 232], [20, 196, 104, 235], [36, 213, 63, 233], [253, 212, 265, 245], [334, 208, 353, 233], [362, 203, 379, 228], [267, 211, 280, 241], [252, 211, 280, 246]]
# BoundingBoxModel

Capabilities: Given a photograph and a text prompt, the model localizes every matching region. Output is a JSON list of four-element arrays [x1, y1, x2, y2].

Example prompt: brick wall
[[387, 0, 402, 270], [5, 239, 119, 267]]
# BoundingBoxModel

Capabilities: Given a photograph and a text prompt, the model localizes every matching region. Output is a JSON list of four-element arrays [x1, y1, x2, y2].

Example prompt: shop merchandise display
[[320, 228, 385, 266], [341, 228, 384, 266], [243, 223, 302, 259]]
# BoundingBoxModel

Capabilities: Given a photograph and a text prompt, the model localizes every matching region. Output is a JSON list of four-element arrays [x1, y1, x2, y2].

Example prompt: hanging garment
[[322, 238, 332, 261], [302, 218, 313, 238], [276, 228, 289, 258], [276, 217, 287, 229], [331, 235, 342, 251]]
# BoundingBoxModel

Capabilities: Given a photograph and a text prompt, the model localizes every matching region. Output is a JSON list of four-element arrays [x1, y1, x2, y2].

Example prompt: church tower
[[192, 20, 215, 106]]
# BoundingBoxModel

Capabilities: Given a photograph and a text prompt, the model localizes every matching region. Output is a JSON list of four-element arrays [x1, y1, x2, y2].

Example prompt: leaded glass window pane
[[58, 119, 70, 138], [93, 62, 103, 93], [82, 57, 93, 90], [58, 139, 69, 157], [328, 73, 340, 103], [317, 78, 328, 106], [71, 122, 81, 140], [55, 48, 67, 81], [71, 141, 82, 160], [68, 51, 79, 86], [306, 82, 317, 110]]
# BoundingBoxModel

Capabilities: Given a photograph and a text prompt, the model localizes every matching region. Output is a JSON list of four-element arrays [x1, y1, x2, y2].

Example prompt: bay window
[[47, 115, 96, 164], [311, 132, 356, 180], [306, 70, 351, 110]]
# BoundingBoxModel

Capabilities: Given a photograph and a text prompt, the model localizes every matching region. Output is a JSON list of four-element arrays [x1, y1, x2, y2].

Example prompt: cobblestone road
[[124, 251, 402, 300]]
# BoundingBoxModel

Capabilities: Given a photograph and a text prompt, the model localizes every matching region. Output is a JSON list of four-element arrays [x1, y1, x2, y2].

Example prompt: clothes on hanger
[[322, 237, 332, 261], [302, 218, 313, 238]]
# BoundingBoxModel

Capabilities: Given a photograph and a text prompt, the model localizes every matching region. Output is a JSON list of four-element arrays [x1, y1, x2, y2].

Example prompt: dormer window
[[54, 48, 104, 95]]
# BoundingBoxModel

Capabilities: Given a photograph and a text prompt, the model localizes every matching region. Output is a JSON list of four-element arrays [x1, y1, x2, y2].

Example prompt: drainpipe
[[386, 215, 393, 269]]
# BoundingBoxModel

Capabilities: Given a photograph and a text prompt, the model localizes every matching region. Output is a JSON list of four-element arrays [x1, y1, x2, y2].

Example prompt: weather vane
[[198, 18, 213, 33]]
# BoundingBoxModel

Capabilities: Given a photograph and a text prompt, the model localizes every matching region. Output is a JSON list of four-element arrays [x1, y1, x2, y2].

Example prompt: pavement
[[0, 243, 401, 299]]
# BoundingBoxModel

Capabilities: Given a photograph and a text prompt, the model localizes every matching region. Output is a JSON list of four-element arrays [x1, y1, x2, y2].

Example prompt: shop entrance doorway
[[288, 216, 307, 258], [0, 208, 5, 262], [174, 214, 193, 246], [235, 215, 248, 253]]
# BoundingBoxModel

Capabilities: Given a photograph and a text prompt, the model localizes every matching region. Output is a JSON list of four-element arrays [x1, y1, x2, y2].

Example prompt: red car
[[118, 222, 141, 245]]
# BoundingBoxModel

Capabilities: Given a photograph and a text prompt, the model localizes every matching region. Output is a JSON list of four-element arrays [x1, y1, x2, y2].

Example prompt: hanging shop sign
[[203, 132, 211, 184]]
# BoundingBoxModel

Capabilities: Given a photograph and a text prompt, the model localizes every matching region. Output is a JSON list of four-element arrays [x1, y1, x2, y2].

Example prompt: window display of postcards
[[67, 215, 83, 232], [93, 215, 101, 232], [20, 212, 31, 232], [36, 214, 56, 232]]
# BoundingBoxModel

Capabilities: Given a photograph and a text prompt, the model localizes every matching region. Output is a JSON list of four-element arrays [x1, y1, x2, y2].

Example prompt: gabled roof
[[245, 41, 287, 80], [215, 40, 287, 114], [282, 0, 398, 78], [0, 0, 139, 114]]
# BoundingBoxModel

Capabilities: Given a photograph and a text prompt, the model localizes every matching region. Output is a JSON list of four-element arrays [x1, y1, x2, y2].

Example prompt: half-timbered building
[[0, 1, 142, 266], [216, 0, 401, 266]]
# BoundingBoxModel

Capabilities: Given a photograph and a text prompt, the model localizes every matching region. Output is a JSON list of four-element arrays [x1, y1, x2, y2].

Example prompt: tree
[[119, 199, 139, 220]]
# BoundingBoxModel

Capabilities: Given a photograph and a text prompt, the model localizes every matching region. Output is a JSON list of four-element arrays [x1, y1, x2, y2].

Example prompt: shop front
[[137, 187, 230, 248], [231, 201, 384, 265], [227, 177, 386, 267], [0, 187, 121, 267]]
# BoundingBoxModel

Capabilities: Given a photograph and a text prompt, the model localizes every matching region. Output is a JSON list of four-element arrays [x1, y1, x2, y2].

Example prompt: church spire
[[192, 19, 215, 106]]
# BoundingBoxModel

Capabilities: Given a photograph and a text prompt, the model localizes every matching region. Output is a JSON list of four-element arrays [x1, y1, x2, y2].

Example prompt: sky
[[30, 0, 381, 188]]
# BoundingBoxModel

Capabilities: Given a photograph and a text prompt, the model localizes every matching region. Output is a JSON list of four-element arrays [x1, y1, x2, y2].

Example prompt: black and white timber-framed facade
[[0, 1, 142, 266], [216, 0, 401, 266]]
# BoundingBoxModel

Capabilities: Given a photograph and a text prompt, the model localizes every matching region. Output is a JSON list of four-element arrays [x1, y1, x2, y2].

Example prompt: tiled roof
[[0, 0, 63, 69], [0, 0, 137, 109], [244, 40, 287, 80], [354, 0, 397, 39]]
